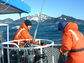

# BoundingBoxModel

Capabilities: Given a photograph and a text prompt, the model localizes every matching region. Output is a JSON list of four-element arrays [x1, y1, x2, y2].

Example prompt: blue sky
[[0, 0, 84, 20]]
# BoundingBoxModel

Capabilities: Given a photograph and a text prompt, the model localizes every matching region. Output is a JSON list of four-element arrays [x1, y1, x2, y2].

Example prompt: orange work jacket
[[61, 22, 84, 63], [13, 22, 39, 45]]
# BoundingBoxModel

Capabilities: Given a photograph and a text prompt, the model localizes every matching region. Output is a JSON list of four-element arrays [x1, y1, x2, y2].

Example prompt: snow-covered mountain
[[27, 13, 52, 22], [55, 15, 84, 24], [0, 14, 84, 24], [11, 13, 55, 24], [0, 18, 14, 24]]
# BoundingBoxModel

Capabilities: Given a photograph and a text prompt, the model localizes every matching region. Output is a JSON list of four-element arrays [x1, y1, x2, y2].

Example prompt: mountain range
[[0, 14, 84, 24]]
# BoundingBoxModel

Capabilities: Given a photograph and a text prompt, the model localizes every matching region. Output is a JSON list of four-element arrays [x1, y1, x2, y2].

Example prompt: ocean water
[[1, 22, 84, 44]]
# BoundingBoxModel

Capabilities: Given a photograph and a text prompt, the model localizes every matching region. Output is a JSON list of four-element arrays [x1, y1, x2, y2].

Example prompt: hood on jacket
[[58, 21, 68, 31], [64, 22, 78, 31], [20, 22, 29, 30]]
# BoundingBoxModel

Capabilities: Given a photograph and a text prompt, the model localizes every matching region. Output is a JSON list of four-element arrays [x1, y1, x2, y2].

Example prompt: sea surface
[[0, 22, 84, 44]]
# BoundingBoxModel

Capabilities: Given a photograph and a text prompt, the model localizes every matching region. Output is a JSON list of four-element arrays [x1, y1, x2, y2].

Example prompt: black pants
[[58, 54, 66, 63]]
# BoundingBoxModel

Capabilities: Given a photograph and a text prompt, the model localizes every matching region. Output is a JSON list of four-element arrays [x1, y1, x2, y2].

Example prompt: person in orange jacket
[[13, 20, 39, 47], [58, 21, 84, 63], [13, 20, 46, 47]]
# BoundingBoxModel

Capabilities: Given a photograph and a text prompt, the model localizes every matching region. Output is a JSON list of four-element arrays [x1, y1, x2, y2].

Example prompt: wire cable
[[33, 0, 45, 41]]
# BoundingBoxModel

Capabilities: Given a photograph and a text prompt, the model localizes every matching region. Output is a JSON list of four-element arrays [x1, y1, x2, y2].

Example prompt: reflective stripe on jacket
[[13, 22, 33, 44]]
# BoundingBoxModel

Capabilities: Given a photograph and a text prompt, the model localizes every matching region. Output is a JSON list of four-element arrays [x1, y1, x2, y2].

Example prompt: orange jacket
[[13, 22, 39, 45], [61, 22, 84, 63]]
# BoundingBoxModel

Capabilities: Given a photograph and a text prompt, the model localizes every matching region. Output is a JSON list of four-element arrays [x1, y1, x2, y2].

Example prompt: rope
[[33, 0, 45, 41]]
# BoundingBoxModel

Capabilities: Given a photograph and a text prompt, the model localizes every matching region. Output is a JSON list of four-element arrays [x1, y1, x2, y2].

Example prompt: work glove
[[33, 41, 39, 44], [60, 48, 69, 55], [41, 42, 46, 46], [60, 49, 64, 55]]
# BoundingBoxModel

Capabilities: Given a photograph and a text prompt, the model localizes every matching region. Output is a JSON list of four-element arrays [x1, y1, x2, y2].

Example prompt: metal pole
[[40, 48, 43, 63], [33, 0, 45, 41], [52, 44, 54, 63], [7, 25, 10, 63], [7, 24, 9, 41], [2, 48, 4, 63]]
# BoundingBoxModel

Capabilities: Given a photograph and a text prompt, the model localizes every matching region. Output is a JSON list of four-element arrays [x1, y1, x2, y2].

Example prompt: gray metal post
[[7, 25, 10, 63]]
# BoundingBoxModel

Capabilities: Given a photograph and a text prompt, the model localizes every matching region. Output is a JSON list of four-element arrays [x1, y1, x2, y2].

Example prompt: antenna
[[33, 0, 45, 41]]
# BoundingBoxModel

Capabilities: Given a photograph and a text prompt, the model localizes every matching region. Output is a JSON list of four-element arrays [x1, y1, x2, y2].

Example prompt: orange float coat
[[61, 22, 84, 63], [13, 22, 39, 44]]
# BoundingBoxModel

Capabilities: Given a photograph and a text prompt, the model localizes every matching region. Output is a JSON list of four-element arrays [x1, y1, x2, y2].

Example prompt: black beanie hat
[[24, 20, 32, 26]]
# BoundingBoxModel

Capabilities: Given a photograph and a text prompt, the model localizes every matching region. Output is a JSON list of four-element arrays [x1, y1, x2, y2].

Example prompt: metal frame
[[1, 39, 54, 63], [0, 23, 9, 41], [0, 23, 9, 63]]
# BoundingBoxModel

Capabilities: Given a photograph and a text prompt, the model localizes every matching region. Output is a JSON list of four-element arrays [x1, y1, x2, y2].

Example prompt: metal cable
[[33, 0, 45, 41]]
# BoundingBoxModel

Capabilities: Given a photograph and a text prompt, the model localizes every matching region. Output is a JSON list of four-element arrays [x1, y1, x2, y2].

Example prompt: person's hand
[[59, 48, 69, 55], [41, 42, 46, 46], [33, 41, 39, 44], [60, 49, 64, 55], [20, 45, 24, 47]]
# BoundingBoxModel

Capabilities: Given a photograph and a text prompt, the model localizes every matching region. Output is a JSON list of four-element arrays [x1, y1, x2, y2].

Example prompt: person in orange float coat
[[58, 21, 84, 63], [13, 20, 39, 47], [13, 20, 46, 47]]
